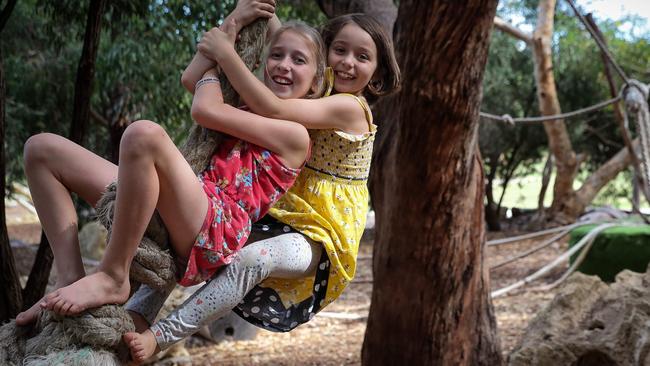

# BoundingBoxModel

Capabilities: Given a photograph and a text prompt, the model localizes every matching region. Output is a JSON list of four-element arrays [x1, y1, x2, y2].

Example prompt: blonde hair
[[267, 21, 327, 99]]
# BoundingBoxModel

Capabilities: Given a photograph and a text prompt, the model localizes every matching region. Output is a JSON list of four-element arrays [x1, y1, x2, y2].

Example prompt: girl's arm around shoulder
[[264, 94, 371, 134], [203, 38, 369, 134], [191, 81, 310, 169]]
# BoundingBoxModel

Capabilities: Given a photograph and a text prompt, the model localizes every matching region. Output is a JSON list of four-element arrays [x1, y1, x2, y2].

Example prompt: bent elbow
[[181, 73, 194, 93], [265, 104, 284, 120], [191, 104, 207, 125]]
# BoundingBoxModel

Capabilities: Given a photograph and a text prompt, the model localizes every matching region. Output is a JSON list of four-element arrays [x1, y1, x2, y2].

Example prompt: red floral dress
[[178, 137, 303, 286]]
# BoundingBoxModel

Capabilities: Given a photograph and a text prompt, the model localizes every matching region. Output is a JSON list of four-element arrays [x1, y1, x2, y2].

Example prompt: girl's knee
[[24, 133, 62, 168], [235, 245, 270, 269], [120, 120, 167, 157]]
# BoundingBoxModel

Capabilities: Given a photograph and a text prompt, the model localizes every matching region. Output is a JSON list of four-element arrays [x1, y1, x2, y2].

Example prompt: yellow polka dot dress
[[233, 95, 375, 331]]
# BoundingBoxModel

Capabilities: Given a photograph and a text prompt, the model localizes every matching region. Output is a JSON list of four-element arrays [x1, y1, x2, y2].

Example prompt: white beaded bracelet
[[195, 77, 220, 90]]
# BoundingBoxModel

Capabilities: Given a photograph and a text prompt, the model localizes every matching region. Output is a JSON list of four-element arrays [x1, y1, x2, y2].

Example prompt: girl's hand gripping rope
[[198, 20, 238, 62], [231, 0, 276, 28]]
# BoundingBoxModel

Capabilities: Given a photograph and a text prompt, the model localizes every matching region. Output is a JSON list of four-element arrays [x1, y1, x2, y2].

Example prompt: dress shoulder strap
[[337, 93, 373, 126]]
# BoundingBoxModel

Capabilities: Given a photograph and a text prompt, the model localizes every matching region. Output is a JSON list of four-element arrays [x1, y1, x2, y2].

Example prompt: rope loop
[[622, 79, 649, 114], [501, 114, 515, 126]]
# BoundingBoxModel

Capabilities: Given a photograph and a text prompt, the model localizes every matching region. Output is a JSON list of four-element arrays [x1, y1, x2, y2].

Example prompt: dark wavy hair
[[321, 13, 401, 103]]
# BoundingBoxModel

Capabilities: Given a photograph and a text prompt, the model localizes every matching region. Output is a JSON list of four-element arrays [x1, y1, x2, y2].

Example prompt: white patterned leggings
[[125, 233, 321, 350]]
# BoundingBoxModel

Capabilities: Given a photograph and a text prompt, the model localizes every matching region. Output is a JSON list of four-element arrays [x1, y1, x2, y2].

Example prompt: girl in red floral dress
[[17, 16, 327, 323]]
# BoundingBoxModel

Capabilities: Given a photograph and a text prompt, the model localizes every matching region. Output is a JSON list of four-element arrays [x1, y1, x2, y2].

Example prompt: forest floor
[[7, 207, 569, 365]]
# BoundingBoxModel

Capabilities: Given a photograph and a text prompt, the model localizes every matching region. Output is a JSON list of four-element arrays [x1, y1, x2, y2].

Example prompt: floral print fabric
[[178, 137, 301, 287]]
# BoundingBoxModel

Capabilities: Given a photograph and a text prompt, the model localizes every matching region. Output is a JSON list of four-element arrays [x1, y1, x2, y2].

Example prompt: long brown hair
[[321, 14, 401, 102]]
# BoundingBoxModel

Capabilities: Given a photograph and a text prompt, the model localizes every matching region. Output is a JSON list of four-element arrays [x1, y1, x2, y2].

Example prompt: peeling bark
[[362, 1, 502, 364]]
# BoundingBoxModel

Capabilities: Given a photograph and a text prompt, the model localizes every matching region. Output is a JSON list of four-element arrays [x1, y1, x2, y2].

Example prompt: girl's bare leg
[[43, 121, 209, 315], [16, 133, 118, 325]]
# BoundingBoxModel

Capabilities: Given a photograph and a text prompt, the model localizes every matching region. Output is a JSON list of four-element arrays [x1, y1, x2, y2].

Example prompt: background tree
[[69, 0, 108, 145], [489, 0, 649, 225], [0, 0, 20, 323], [362, 0, 502, 364], [480, 30, 546, 230]]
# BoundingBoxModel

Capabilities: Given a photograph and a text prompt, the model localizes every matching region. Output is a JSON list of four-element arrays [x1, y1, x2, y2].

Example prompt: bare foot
[[41, 271, 130, 315], [128, 310, 150, 333], [124, 330, 160, 363], [16, 300, 44, 326]]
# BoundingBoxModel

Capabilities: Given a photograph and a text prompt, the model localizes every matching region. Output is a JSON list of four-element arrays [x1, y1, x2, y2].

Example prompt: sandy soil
[[7, 211, 570, 365]]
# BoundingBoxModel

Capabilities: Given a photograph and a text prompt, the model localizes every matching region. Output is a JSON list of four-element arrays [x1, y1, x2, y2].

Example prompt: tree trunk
[[21, 232, 53, 310], [531, 0, 580, 223], [0, 40, 23, 323], [362, 1, 502, 364], [316, 0, 397, 35], [69, 0, 107, 145], [574, 139, 637, 212]]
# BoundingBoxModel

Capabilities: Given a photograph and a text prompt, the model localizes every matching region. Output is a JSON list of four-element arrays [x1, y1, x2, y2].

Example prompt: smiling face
[[264, 30, 318, 100], [327, 23, 379, 96]]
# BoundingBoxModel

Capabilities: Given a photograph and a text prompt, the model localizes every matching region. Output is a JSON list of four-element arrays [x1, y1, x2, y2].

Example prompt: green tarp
[[569, 223, 650, 282]]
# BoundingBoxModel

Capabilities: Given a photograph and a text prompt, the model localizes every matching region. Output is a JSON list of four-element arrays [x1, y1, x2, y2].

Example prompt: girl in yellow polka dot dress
[[219, 13, 402, 330]]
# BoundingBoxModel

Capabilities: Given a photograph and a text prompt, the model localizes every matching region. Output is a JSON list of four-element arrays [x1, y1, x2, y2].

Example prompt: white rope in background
[[480, 95, 622, 125], [624, 81, 650, 199], [490, 222, 624, 298]]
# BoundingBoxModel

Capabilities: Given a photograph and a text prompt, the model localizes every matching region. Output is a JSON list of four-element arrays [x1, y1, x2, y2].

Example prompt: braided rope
[[624, 81, 650, 200]]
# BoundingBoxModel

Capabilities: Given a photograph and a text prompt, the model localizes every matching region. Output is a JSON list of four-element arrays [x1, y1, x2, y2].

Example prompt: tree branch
[[493, 16, 532, 45], [585, 124, 623, 149], [576, 138, 637, 204]]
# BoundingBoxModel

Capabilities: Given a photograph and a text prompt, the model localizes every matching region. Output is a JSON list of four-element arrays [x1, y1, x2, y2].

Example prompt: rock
[[508, 267, 650, 365], [78, 221, 108, 260], [199, 311, 260, 342], [578, 206, 628, 223]]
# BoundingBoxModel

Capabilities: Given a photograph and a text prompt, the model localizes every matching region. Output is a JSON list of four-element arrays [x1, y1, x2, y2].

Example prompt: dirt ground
[[7, 213, 570, 365]]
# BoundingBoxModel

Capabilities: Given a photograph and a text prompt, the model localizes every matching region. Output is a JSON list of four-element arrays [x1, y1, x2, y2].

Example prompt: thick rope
[[490, 222, 623, 298], [480, 95, 621, 125], [486, 221, 595, 246], [623, 81, 650, 201], [489, 228, 572, 270]]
